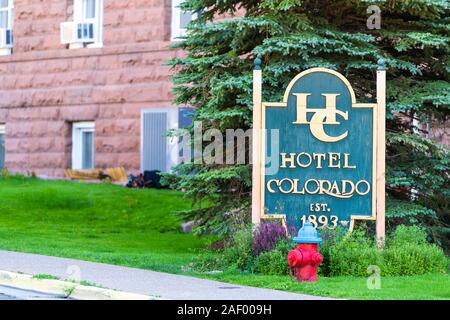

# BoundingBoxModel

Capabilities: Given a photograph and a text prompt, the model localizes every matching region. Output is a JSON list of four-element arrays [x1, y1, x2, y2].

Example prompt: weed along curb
[[0, 271, 154, 300]]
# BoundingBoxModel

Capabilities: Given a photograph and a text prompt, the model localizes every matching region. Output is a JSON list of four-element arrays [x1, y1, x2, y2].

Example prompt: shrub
[[190, 226, 254, 272], [0, 168, 9, 179], [253, 222, 287, 256], [192, 224, 448, 277], [254, 238, 294, 275], [254, 250, 288, 275], [222, 226, 255, 270], [191, 223, 288, 273], [382, 226, 448, 276], [388, 225, 428, 245], [382, 243, 448, 276], [328, 231, 383, 277], [327, 226, 448, 277], [318, 227, 346, 276]]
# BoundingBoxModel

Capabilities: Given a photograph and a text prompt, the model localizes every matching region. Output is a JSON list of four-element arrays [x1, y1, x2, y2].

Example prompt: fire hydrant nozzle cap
[[293, 221, 323, 244]]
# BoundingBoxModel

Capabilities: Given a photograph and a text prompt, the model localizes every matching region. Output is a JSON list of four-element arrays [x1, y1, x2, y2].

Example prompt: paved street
[[0, 292, 15, 300], [0, 250, 331, 300], [0, 285, 67, 300]]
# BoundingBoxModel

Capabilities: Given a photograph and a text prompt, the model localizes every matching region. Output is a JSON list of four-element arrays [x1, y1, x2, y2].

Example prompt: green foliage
[[390, 225, 429, 245], [221, 226, 255, 270], [382, 226, 448, 276], [194, 224, 448, 277], [190, 226, 255, 271], [0, 168, 9, 178], [254, 238, 294, 275], [328, 226, 448, 277], [328, 231, 383, 277], [386, 200, 437, 231], [32, 274, 60, 280], [388, 79, 450, 118], [317, 227, 347, 275], [167, 0, 450, 242], [254, 249, 288, 275], [192, 225, 294, 274]]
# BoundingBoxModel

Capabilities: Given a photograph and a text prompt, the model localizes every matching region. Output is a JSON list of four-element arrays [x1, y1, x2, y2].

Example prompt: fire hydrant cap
[[293, 221, 323, 244]]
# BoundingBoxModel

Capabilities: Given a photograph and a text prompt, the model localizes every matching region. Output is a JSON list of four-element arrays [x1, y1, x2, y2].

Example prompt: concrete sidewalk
[[0, 250, 329, 300]]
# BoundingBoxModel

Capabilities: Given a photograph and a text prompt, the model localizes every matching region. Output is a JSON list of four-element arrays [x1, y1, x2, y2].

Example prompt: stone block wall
[[0, 0, 181, 177], [0, 1, 447, 178]]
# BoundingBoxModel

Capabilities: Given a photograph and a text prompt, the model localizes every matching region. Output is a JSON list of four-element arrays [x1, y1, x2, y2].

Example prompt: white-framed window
[[0, 0, 12, 29], [61, 0, 103, 48], [0, 0, 13, 54], [74, 0, 103, 47], [72, 122, 95, 170], [0, 124, 5, 169], [171, 0, 197, 40]]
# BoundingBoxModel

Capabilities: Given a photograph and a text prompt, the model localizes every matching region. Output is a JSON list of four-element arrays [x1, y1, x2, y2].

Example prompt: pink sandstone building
[[0, 0, 194, 177], [0, 1, 448, 178]]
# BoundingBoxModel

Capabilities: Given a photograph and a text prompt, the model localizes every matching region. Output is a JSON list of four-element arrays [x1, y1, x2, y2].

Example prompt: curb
[[0, 271, 155, 300]]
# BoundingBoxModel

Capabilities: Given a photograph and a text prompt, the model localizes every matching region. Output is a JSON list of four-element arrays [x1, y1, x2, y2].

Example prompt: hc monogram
[[293, 93, 349, 142]]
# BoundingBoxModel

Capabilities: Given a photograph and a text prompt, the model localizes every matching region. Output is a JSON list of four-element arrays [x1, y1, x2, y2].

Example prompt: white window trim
[[72, 0, 103, 48], [72, 122, 95, 170], [0, 0, 13, 29], [171, 0, 197, 41], [140, 108, 179, 173], [0, 0, 13, 55]]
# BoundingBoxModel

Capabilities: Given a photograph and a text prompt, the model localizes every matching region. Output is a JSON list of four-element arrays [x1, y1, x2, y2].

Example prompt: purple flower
[[253, 222, 287, 256]]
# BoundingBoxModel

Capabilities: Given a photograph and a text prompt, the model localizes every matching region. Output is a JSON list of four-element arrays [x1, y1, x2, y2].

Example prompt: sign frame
[[252, 60, 386, 244]]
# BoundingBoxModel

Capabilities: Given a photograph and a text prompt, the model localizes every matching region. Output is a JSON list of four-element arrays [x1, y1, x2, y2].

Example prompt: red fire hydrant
[[288, 221, 323, 282]]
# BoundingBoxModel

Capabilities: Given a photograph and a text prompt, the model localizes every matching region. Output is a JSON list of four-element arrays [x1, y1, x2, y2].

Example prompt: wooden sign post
[[252, 58, 263, 225], [376, 59, 386, 247], [252, 59, 386, 246]]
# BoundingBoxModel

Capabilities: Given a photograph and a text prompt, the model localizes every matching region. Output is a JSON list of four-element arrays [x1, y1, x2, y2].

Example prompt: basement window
[[0, 124, 5, 169], [72, 122, 95, 170], [171, 0, 197, 40]]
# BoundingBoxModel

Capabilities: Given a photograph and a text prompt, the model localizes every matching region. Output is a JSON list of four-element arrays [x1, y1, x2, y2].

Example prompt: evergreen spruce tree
[[164, 0, 449, 247]]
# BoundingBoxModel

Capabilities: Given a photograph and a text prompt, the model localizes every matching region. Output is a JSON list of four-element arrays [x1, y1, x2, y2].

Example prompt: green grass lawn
[[201, 271, 450, 300], [0, 176, 448, 299], [0, 176, 214, 273]]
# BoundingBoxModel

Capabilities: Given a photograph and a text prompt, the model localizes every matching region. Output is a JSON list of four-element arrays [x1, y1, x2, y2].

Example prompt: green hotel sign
[[252, 64, 386, 235]]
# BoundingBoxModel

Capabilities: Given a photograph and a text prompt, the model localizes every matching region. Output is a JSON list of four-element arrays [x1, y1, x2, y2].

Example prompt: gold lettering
[[342, 180, 355, 196], [294, 93, 349, 142], [328, 152, 341, 168], [292, 179, 305, 194], [343, 153, 356, 169], [304, 179, 320, 194], [355, 180, 371, 195], [292, 93, 312, 124], [267, 179, 277, 193], [329, 181, 341, 196], [297, 152, 312, 168], [278, 178, 294, 194], [319, 180, 331, 194], [313, 153, 326, 169], [280, 153, 296, 168], [266, 178, 370, 198]]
